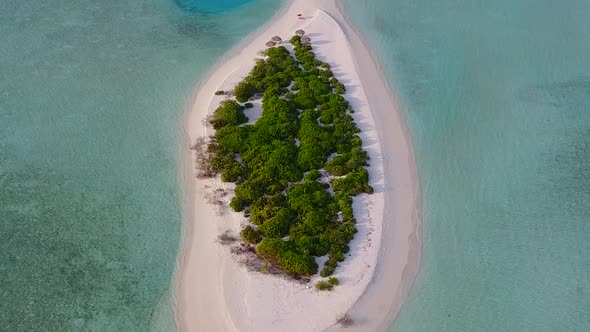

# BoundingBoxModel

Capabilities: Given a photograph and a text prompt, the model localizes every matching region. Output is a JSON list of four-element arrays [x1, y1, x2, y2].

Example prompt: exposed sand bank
[[175, 1, 421, 331]]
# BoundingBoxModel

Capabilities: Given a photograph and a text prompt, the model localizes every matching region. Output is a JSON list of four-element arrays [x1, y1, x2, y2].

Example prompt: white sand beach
[[175, 0, 421, 331]]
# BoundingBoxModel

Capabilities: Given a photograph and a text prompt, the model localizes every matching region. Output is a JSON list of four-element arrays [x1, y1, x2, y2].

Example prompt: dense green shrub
[[257, 238, 318, 275], [257, 207, 295, 238], [234, 81, 257, 102], [331, 77, 346, 94], [325, 147, 369, 176], [210, 100, 248, 130], [293, 235, 328, 256], [333, 193, 355, 223], [294, 95, 318, 110], [230, 196, 246, 212], [297, 145, 327, 171], [234, 180, 264, 206], [320, 260, 337, 277], [220, 159, 245, 182], [287, 180, 333, 214], [206, 35, 373, 278], [241, 225, 262, 244], [332, 169, 373, 195], [341, 204, 355, 223], [304, 169, 322, 181], [297, 110, 333, 171], [215, 125, 251, 154], [319, 69, 333, 79]]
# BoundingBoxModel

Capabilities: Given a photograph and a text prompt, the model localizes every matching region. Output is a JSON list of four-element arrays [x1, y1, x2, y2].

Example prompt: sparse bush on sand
[[315, 280, 333, 291], [328, 277, 339, 286], [336, 313, 354, 327]]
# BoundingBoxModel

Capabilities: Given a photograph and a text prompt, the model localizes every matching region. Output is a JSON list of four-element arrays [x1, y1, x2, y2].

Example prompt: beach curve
[[175, 1, 422, 331]]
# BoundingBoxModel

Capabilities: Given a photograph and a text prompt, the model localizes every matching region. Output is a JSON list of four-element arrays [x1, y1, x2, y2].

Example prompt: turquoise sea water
[[342, 0, 590, 331], [175, 0, 254, 13], [0, 0, 282, 330], [4, 0, 589, 331]]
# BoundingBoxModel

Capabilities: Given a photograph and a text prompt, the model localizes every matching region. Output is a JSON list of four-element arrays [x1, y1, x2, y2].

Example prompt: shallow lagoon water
[[175, 0, 254, 13], [3, 0, 589, 331], [0, 0, 283, 330], [342, 0, 590, 331]]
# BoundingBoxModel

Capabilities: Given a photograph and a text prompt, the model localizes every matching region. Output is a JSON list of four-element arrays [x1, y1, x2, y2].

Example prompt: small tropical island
[[199, 33, 373, 282], [177, 4, 420, 332]]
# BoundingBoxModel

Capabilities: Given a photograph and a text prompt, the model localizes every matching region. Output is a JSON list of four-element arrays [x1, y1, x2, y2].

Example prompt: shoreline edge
[[174, 1, 422, 331]]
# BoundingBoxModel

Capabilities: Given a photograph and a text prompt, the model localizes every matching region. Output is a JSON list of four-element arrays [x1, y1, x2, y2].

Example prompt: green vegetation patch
[[315, 279, 334, 291], [205, 36, 373, 277], [314, 276, 340, 291]]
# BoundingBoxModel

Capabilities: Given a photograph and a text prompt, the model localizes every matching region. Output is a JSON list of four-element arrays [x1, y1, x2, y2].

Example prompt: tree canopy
[[204, 36, 373, 277]]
